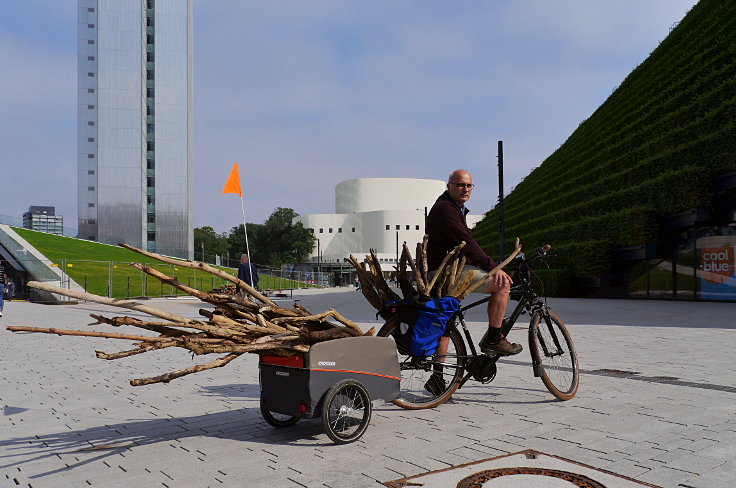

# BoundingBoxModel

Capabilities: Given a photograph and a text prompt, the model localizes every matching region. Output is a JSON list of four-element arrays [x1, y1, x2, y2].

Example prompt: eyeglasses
[[450, 182, 474, 189]]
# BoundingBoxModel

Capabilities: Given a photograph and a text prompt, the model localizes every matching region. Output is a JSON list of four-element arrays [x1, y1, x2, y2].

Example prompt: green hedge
[[473, 0, 736, 295]]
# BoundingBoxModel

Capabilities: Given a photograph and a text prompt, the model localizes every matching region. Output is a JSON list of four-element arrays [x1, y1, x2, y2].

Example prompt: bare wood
[[7, 325, 163, 342], [456, 238, 522, 300], [96, 341, 177, 360], [119, 243, 277, 307], [255, 313, 290, 334], [89, 314, 190, 337], [426, 241, 466, 294], [28, 281, 195, 324], [322, 309, 365, 335], [403, 242, 425, 294], [449, 269, 476, 297], [130, 263, 208, 300], [130, 353, 242, 386], [421, 234, 429, 285]]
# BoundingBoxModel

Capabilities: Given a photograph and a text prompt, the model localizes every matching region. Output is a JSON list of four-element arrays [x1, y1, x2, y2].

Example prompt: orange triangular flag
[[222, 163, 242, 197]]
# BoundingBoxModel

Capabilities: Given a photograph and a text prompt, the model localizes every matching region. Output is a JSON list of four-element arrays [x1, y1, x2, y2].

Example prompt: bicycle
[[377, 245, 579, 409]]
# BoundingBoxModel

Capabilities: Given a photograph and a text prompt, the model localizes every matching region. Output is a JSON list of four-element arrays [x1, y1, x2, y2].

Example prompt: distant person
[[237, 254, 259, 296], [0, 262, 6, 317]]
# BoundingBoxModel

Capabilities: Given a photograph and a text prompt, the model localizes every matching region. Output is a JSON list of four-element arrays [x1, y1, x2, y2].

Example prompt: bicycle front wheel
[[377, 320, 466, 409], [529, 311, 579, 400]]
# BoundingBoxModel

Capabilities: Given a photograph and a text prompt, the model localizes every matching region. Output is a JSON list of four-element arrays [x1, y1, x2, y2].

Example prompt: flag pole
[[239, 195, 254, 287]]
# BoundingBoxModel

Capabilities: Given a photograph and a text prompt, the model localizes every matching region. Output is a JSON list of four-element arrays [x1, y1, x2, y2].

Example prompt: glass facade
[[77, 0, 193, 258]]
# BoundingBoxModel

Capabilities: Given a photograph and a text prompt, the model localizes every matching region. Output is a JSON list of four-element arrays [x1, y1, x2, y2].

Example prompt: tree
[[193, 226, 229, 264], [226, 208, 315, 268]]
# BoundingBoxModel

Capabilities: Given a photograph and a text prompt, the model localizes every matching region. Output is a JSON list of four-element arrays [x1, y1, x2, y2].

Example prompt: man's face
[[447, 172, 474, 205]]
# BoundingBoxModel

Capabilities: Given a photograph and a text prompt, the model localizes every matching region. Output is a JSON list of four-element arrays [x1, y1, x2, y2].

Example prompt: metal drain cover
[[383, 450, 663, 488], [457, 467, 606, 487]]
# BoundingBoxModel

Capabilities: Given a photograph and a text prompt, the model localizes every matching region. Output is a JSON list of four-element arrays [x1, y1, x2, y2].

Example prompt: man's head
[[447, 169, 474, 205], [240, 254, 249, 264]]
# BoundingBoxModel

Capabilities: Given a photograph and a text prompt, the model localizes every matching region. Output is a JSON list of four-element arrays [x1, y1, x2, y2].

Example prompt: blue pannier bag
[[386, 296, 461, 357]]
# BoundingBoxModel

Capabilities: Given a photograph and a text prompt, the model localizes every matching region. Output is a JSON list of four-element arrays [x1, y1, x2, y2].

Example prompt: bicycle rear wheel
[[377, 320, 466, 409], [529, 310, 579, 400]]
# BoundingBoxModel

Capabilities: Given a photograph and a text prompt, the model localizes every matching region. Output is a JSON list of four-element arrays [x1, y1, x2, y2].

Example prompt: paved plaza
[[1, 289, 734, 487]]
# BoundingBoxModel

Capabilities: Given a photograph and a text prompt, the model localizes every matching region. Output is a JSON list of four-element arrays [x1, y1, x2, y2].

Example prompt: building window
[[147, 214, 155, 223], [146, 35, 154, 44], [88, 203, 95, 207], [396, 225, 400, 230], [416, 225, 420, 230], [87, 24, 95, 28], [88, 137, 95, 142], [147, 159, 154, 170], [87, 122, 95, 128], [87, 72, 94, 77], [146, 142, 154, 151], [146, 123, 154, 133], [147, 231, 156, 241], [88, 105, 95, 109], [87, 154, 94, 158], [352, 228, 356, 232], [147, 176, 155, 187], [88, 186, 95, 191], [328, 228, 333, 233], [87, 170, 95, 175], [319, 228, 323, 233], [406, 225, 410, 230], [88, 7, 95, 12], [146, 70, 154, 80], [87, 219, 96, 224], [147, 88, 154, 97], [385, 225, 390, 230], [147, 195, 155, 205], [338, 228, 342, 233], [87, 40, 95, 45], [88, 88, 95, 94], [87, 56, 95, 61]]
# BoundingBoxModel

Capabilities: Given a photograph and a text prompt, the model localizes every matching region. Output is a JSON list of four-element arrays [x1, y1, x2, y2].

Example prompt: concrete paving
[[1, 289, 734, 488]]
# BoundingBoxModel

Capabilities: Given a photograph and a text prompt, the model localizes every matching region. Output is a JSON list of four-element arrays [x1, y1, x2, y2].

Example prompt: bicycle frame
[[444, 252, 555, 387]]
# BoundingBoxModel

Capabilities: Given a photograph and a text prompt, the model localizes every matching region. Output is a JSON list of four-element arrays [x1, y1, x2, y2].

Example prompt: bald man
[[426, 169, 522, 360]]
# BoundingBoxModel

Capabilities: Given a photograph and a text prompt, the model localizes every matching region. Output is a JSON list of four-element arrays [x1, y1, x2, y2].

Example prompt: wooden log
[[425, 241, 466, 294], [28, 281, 195, 324], [130, 353, 243, 386], [403, 242, 425, 295], [89, 314, 190, 337], [7, 325, 163, 342], [118, 243, 277, 307], [455, 238, 522, 300]]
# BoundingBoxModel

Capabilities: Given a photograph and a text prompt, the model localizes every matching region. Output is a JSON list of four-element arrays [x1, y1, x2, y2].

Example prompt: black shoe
[[480, 336, 523, 356], [424, 374, 447, 396]]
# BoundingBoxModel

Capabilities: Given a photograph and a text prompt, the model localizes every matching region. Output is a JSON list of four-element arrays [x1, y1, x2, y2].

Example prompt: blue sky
[[0, 1, 698, 234]]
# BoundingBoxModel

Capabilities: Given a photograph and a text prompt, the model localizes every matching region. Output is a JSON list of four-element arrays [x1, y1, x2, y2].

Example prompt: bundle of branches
[[347, 236, 521, 316], [6, 245, 373, 386]]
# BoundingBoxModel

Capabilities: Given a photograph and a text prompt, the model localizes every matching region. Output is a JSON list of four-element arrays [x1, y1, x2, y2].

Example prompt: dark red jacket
[[425, 191, 496, 272]]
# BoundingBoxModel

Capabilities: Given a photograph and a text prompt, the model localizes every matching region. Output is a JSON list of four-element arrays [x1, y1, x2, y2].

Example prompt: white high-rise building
[[77, 0, 193, 258]]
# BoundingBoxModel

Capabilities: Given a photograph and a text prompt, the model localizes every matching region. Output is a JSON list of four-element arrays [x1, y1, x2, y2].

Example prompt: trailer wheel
[[261, 408, 300, 427], [321, 380, 371, 444]]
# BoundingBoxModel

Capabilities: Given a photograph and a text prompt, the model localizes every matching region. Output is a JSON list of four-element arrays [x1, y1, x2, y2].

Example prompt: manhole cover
[[383, 450, 663, 488], [457, 467, 606, 488]]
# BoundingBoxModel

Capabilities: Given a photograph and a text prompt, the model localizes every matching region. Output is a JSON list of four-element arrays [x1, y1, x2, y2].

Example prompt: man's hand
[[490, 269, 512, 288]]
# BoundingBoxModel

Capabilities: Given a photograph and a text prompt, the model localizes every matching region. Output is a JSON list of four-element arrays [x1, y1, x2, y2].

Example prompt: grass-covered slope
[[473, 0, 736, 295], [12, 227, 308, 298]]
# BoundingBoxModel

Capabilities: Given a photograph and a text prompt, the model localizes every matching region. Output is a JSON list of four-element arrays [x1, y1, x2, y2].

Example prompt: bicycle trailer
[[259, 336, 400, 443]]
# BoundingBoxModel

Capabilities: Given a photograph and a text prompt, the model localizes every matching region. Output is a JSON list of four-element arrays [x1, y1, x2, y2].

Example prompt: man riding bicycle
[[426, 169, 523, 357]]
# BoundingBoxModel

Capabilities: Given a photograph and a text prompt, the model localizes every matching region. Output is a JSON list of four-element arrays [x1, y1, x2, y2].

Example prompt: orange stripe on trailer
[[311, 369, 401, 381]]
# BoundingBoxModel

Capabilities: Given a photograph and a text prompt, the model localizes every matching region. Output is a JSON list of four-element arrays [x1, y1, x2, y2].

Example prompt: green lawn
[[12, 227, 314, 298]]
